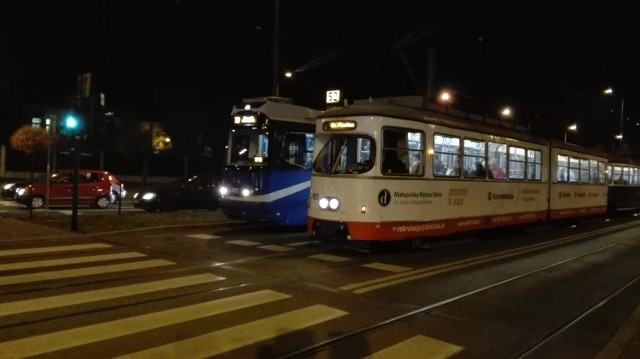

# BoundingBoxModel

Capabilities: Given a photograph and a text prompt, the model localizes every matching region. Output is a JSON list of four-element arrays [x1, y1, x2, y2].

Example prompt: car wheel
[[30, 196, 45, 209], [95, 196, 110, 209]]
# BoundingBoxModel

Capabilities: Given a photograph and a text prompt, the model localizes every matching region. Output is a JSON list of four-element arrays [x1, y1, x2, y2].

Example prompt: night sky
[[2, 0, 640, 152]]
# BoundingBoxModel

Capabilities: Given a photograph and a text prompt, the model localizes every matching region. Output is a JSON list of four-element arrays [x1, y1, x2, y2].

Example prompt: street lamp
[[603, 87, 624, 147], [564, 123, 578, 143], [500, 106, 513, 119]]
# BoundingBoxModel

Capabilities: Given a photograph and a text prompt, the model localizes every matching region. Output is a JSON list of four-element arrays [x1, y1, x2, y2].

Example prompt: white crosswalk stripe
[[0, 241, 464, 358], [1, 259, 175, 286], [0, 252, 147, 271], [0, 273, 225, 317]]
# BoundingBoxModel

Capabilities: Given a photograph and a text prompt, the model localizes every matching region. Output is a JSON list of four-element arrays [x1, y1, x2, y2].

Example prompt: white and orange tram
[[307, 96, 609, 243]]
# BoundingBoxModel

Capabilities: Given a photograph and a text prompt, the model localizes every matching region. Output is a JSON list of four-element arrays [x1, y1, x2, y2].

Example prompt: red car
[[16, 169, 125, 209]]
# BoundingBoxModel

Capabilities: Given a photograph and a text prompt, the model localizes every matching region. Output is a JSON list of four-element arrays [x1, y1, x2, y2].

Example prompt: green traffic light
[[65, 115, 78, 129]]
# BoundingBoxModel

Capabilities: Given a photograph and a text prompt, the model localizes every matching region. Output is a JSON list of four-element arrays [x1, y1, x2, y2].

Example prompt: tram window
[[313, 136, 375, 174], [568, 157, 579, 183], [557, 155, 569, 182], [488, 142, 507, 180], [633, 167, 639, 185], [622, 167, 630, 185], [433, 134, 461, 177], [463, 139, 486, 178], [508, 146, 525, 180], [599, 162, 607, 184], [283, 132, 313, 169], [589, 160, 599, 184], [527, 149, 542, 181], [607, 165, 613, 184], [382, 128, 423, 175], [580, 159, 590, 183], [230, 133, 267, 164], [612, 166, 623, 184]]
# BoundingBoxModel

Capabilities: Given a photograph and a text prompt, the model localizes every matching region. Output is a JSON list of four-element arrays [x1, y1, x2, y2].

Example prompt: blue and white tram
[[607, 155, 640, 212], [307, 97, 609, 243], [219, 97, 321, 226]]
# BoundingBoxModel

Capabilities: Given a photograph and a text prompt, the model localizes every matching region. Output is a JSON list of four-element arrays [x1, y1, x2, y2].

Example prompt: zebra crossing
[[0, 240, 464, 358]]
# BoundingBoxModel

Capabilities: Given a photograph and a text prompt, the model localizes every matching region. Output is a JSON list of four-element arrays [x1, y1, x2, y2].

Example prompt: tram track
[[279, 219, 640, 358], [2, 217, 638, 357]]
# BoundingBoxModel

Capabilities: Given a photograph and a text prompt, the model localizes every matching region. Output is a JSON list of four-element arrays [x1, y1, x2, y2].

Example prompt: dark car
[[132, 174, 221, 212]]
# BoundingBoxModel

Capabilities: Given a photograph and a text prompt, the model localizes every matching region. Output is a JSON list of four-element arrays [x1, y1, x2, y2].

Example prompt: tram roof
[[319, 96, 545, 143], [230, 96, 322, 122]]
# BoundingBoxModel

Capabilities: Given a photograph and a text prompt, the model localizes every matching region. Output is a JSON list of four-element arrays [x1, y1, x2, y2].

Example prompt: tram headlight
[[219, 186, 229, 196], [318, 197, 340, 211], [329, 198, 340, 210], [241, 188, 252, 197], [319, 197, 329, 209]]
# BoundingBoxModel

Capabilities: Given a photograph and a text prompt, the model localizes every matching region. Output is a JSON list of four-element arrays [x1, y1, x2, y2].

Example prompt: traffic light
[[60, 113, 83, 136]]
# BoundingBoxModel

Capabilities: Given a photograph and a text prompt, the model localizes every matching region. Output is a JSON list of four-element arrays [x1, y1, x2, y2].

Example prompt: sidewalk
[[0, 217, 78, 241]]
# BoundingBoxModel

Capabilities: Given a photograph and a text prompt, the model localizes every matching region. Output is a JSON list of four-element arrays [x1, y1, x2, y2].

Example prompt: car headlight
[[141, 192, 157, 200], [3, 183, 15, 190], [16, 187, 25, 196]]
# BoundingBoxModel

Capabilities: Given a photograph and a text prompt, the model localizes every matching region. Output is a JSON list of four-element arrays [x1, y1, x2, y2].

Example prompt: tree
[[10, 125, 50, 155], [10, 125, 51, 216]]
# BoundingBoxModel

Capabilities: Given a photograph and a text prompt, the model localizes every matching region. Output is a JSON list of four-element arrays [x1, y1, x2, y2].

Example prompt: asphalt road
[[1, 213, 640, 358]]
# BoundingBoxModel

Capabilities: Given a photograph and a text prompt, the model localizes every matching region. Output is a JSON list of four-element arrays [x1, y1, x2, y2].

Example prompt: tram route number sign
[[326, 90, 341, 104]]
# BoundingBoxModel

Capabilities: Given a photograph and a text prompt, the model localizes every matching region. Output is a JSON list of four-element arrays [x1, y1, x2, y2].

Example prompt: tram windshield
[[313, 136, 375, 174], [227, 129, 268, 166]]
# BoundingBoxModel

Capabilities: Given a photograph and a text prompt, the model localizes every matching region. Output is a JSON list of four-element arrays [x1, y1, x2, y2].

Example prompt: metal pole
[[272, 0, 280, 97], [620, 96, 625, 139], [564, 132, 567, 143], [71, 135, 79, 231]]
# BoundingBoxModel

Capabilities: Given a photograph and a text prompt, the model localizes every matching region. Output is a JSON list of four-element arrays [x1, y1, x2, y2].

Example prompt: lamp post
[[603, 87, 624, 152], [564, 123, 578, 143]]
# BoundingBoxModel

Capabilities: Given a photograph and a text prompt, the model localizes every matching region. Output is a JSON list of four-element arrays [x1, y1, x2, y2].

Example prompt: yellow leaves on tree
[[9, 125, 51, 155]]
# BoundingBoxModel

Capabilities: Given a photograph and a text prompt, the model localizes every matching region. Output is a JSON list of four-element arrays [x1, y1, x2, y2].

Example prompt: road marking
[[0, 273, 225, 317], [364, 335, 464, 358], [115, 304, 348, 358], [309, 254, 351, 262], [57, 210, 81, 215], [258, 244, 294, 252], [0, 252, 147, 271], [363, 262, 412, 273], [288, 240, 318, 246], [0, 259, 175, 286], [0, 289, 291, 358], [0, 243, 112, 257], [227, 240, 261, 246], [187, 234, 219, 239]]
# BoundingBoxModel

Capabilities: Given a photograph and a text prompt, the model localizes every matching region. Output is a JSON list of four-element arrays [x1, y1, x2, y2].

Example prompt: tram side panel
[[548, 144, 608, 220]]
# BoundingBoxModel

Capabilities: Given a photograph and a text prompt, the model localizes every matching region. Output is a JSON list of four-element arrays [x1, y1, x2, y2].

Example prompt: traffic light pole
[[71, 135, 80, 231]]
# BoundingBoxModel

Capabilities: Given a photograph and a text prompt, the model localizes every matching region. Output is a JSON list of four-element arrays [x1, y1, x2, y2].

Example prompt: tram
[[307, 96, 610, 243], [607, 155, 640, 212], [219, 97, 321, 226]]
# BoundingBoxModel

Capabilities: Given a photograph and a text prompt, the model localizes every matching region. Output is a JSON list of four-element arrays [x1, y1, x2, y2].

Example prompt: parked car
[[15, 169, 125, 209], [132, 174, 220, 212]]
